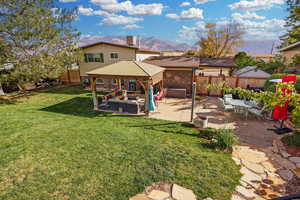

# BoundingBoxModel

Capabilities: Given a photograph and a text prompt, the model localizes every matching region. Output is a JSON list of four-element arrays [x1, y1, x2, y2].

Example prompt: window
[[96, 79, 104, 84], [112, 79, 117, 85], [84, 53, 104, 63], [110, 52, 119, 60]]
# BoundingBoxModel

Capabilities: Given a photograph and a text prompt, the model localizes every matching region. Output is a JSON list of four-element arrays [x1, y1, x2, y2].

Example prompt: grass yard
[[0, 85, 241, 200]]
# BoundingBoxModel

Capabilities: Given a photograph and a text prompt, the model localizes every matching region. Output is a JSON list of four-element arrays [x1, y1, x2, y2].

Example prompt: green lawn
[[0, 86, 241, 200]]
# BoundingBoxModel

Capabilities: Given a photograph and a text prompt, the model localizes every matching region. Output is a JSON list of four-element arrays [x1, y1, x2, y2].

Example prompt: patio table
[[227, 99, 252, 108]]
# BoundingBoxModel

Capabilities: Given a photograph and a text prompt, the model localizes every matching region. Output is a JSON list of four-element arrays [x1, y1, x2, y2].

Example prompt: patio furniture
[[166, 88, 187, 98], [234, 105, 249, 119], [100, 99, 144, 114], [219, 98, 234, 111], [224, 94, 233, 98], [248, 108, 263, 118]]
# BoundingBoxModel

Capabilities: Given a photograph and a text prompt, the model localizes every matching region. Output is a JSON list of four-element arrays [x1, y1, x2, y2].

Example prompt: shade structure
[[87, 61, 165, 84], [86, 61, 165, 115]]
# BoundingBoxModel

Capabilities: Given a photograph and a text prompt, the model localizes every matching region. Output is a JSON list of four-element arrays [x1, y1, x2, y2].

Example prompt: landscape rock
[[272, 154, 296, 170], [278, 169, 294, 181], [172, 184, 196, 200], [234, 148, 268, 164], [232, 157, 241, 165], [289, 157, 300, 164], [148, 190, 170, 200], [130, 194, 150, 200]]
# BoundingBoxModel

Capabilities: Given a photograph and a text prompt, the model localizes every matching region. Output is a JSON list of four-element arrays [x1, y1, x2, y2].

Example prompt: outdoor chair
[[219, 98, 234, 111], [234, 105, 249, 119], [224, 94, 233, 99]]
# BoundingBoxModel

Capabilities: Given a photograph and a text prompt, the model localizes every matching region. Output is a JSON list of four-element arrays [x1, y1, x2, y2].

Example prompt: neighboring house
[[78, 36, 160, 91], [160, 51, 185, 56], [249, 54, 274, 62], [144, 56, 236, 96], [279, 41, 300, 62], [233, 66, 271, 78], [136, 49, 161, 61]]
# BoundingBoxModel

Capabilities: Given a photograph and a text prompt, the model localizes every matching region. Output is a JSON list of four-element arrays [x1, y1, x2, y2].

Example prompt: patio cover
[[86, 61, 165, 115], [86, 61, 165, 84]]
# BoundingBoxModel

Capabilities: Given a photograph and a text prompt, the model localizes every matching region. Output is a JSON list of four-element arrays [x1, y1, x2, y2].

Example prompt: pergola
[[86, 61, 165, 115]]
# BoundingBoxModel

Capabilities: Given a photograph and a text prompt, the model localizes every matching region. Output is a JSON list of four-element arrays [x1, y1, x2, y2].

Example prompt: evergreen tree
[[0, 0, 81, 92]]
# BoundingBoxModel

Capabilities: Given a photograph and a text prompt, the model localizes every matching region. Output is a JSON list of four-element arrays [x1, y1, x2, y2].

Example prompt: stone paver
[[289, 157, 300, 163], [130, 194, 150, 200], [148, 190, 170, 200], [278, 169, 294, 181], [242, 160, 265, 174], [231, 194, 246, 200], [171, 184, 196, 200], [235, 186, 256, 199]]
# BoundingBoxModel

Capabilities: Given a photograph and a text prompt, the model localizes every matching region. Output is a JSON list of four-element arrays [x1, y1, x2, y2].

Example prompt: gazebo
[[86, 61, 165, 115]]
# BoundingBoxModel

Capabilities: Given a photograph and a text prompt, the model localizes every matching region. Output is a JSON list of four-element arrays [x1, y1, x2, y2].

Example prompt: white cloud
[[232, 11, 266, 20], [59, 0, 77, 2], [181, 2, 191, 6], [194, 0, 216, 4], [78, 5, 94, 16], [101, 14, 143, 25], [123, 24, 142, 29], [229, 0, 284, 11], [178, 21, 206, 40], [166, 8, 203, 20], [90, 0, 164, 16]]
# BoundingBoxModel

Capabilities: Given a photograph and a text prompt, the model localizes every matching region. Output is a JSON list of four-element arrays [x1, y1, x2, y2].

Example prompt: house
[[160, 51, 185, 56], [78, 36, 160, 90], [233, 66, 271, 78], [144, 56, 236, 96], [249, 54, 274, 62], [279, 41, 300, 62]]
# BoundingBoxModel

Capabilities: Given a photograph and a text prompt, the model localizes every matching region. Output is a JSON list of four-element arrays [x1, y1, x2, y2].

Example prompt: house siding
[[79, 43, 136, 77], [281, 46, 300, 63]]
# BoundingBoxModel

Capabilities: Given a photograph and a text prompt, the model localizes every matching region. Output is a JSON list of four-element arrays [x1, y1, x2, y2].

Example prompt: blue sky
[[57, 0, 288, 44]]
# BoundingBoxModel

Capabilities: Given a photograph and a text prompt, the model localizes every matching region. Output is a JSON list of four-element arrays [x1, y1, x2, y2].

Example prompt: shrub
[[281, 132, 300, 147], [200, 128, 239, 151], [264, 74, 300, 92]]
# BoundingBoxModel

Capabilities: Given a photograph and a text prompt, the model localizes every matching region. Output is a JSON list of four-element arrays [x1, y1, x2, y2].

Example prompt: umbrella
[[269, 79, 282, 83], [148, 85, 156, 111]]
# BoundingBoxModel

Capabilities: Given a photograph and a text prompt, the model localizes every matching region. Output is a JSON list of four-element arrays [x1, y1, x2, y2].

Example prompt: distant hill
[[78, 36, 280, 54]]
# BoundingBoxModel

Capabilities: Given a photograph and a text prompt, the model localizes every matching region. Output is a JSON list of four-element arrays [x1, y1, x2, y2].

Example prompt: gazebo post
[[144, 80, 150, 116], [91, 77, 99, 110]]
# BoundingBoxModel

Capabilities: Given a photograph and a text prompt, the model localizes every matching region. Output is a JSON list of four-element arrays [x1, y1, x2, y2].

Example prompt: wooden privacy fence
[[59, 70, 81, 83], [196, 76, 267, 96]]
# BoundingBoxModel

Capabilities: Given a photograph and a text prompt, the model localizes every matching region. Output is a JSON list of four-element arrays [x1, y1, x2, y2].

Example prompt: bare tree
[[199, 23, 245, 58]]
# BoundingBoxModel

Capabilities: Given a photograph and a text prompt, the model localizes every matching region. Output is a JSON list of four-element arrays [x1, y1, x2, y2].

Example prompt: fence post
[[207, 76, 212, 96], [235, 77, 240, 88]]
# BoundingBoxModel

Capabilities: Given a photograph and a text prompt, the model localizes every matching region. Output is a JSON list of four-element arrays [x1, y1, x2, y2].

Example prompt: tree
[[185, 50, 198, 56], [280, 0, 300, 47], [257, 55, 287, 74], [198, 23, 245, 58], [0, 0, 81, 92], [234, 52, 258, 70]]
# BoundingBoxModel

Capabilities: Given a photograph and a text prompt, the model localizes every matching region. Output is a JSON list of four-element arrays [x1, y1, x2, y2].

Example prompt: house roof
[[279, 41, 300, 52], [144, 56, 236, 68], [233, 66, 271, 78], [136, 49, 161, 54], [86, 61, 165, 77], [79, 41, 139, 50]]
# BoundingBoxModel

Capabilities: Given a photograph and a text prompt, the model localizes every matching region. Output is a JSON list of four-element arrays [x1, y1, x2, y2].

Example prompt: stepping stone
[[240, 167, 262, 189], [242, 160, 265, 174], [130, 194, 150, 200], [293, 168, 300, 179], [235, 186, 256, 199], [296, 163, 300, 168], [231, 194, 246, 200], [278, 169, 294, 181], [289, 157, 300, 164], [232, 157, 241, 165], [280, 151, 291, 158], [172, 184, 196, 200], [148, 190, 169, 200], [261, 161, 276, 173]]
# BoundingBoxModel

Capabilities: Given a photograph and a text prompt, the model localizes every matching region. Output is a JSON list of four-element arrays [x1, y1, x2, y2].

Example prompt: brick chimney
[[126, 36, 137, 46]]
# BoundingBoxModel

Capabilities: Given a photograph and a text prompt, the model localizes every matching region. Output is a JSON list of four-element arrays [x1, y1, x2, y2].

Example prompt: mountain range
[[78, 36, 280, 54]]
